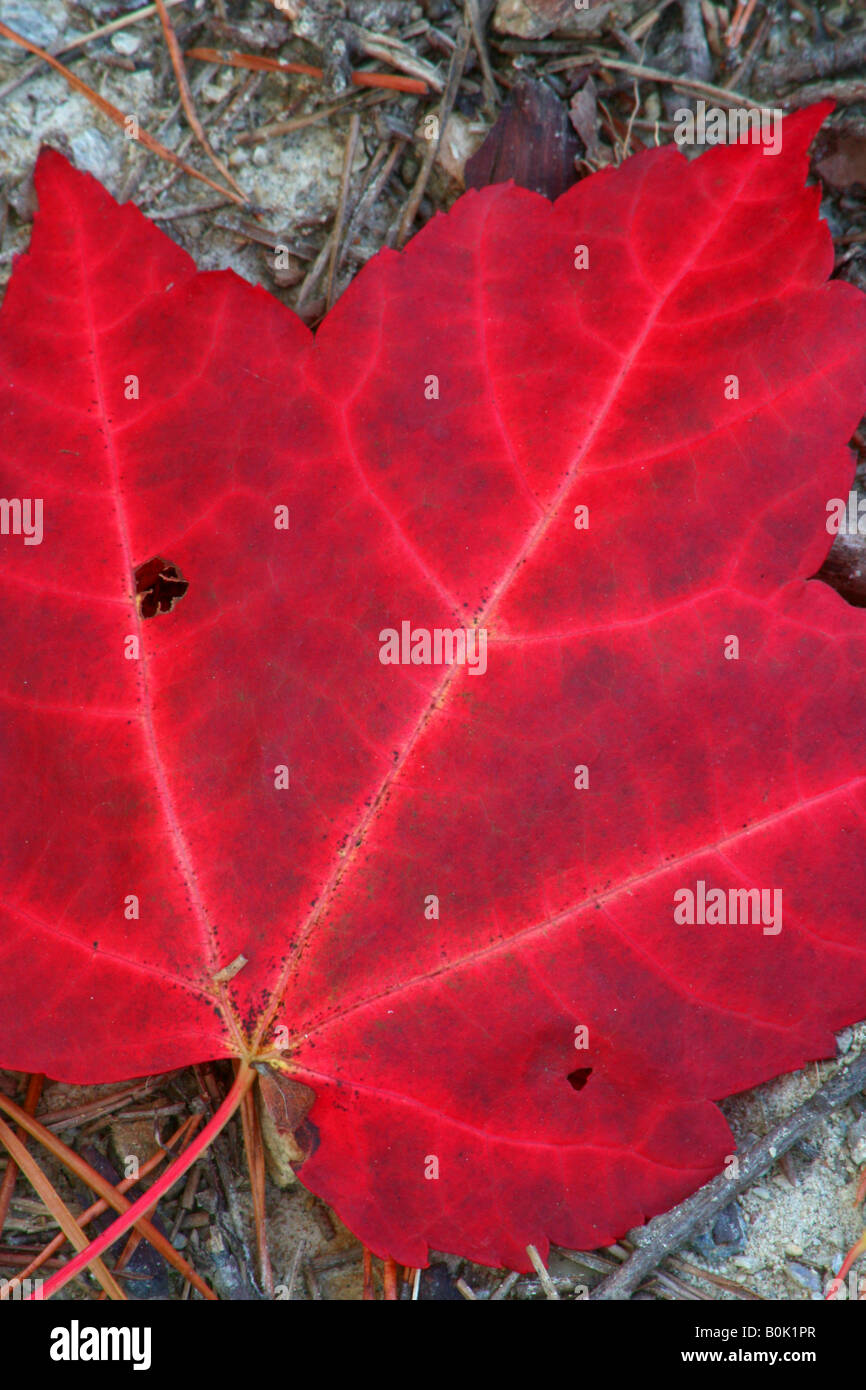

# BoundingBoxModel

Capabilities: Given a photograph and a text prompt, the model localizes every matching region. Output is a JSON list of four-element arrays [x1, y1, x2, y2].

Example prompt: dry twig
[[395, 24, 471, 248], [185, 46, 428, 95], [154, 0, 245, 198], [592, 1049, 866, 1299]]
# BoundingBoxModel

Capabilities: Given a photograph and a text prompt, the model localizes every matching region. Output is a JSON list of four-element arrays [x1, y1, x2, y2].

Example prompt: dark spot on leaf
[[294, 1117, 319, 1161], [567, 1067, 592, 1092], [134, 556, 188, 618]]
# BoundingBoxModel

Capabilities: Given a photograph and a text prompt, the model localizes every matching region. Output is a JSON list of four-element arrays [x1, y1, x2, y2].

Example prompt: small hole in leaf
[[134, 556, 188, 618], [566, 1067, 592, 1092]]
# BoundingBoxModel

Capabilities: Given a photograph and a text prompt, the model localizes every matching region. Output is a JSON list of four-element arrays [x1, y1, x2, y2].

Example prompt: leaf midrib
[[295, 768, 866, 1049], [253, 151, 764, 1053]]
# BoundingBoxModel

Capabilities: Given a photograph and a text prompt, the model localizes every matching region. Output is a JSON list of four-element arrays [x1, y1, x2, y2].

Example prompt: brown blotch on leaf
[[134, 556, 189, 618], [257, 1069, 318, 1185]]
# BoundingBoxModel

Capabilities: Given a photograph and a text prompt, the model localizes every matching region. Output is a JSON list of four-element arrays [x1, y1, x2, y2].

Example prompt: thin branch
[[185, 47, 428, 95], [464, 0, 498, 108], [0, 1073, 42, 1232], [592, 1048, 866, 1300], [340, 136, 404, 268], [526, 1243, 560, 1299], [0, 1117, 199, 1293], [0, 1090, 215, 1300], [0, 1115, 126, 1301], [235, 93, 367, 146], [396, 25, 471, 248], [547, 52, 768, 110], [32, 1064, 256, 1301], [753, 33, 866, 90], [154, 0, 245, 198], [679, 0, 712, 83], [326, 113, 361, 311]]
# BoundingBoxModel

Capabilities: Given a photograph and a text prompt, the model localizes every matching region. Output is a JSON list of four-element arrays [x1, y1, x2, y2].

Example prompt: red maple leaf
[[2, 103, 866, 1275]]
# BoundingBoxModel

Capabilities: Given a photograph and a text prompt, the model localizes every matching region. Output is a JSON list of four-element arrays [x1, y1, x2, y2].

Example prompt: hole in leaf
[[566, 1067, 592, 1092], [134, 556, 188, 618]]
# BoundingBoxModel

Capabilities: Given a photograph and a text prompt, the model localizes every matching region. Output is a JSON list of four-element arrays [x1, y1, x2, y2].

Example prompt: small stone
[[836, 1025, 854, 1054], [710, 1201, 746, 1253], [847, 1115, 866, 1165], [110, 1118, 156, 1172], [786, 1262, 823, 1295], [0, 1, 63, 51], [732, 1255, 760, 1271], [401, 155, 420, 188], [252, 146, 269, 168], [493, 0, 612, 40], [785, 1243, 803, 1257], [6, 172, 37, 222], [111, 31, 141, 56], [69, 129, 114, 182], [268, 248, 303, 289], [228, 147, 248, 168]]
